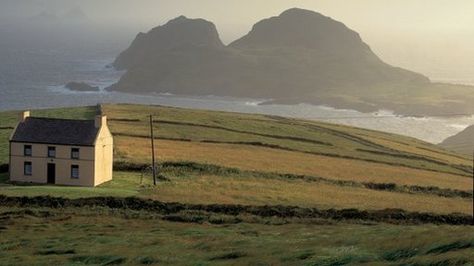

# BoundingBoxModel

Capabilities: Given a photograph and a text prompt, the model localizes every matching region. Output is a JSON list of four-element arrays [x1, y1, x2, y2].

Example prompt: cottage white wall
[[93, 123, 113, 186], [9, 142, 96, 186]]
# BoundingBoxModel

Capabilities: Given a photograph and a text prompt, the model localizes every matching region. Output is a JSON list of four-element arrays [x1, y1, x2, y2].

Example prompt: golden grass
[[359, 135, 470, 165], [115, 136, 472, 191], [102, 104, 472, 176], [149, 175, 472, 215]]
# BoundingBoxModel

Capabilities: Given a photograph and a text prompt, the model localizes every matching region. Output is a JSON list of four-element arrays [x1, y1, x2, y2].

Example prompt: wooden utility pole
[[150, 115, 157, 185]]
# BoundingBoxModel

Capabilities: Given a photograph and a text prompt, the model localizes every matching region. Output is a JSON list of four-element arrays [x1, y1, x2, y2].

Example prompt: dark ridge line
[[356, 149, 473, 175], [267, 117, 393, 150], [114, 133, 471, 177], [357, 147, 451, 167], [111, 116, 469, 173], [0, 195, 470, 225], [109, 118, 141, 122], [267, 117, 432, 156], [114, 161, 473, 199], [0, 127, 14, 130], [262, 115, 468, 163], [355, 132, 470, 162], [422, 145, 473, 161], [152, 119, 333, 146], [270, 119, 472, 174]]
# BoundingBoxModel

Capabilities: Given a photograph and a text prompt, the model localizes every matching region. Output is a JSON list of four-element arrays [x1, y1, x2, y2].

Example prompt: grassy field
[[0, 104, 472, 213], [1, 207, 473, 265], [0, 104, 473, 265]]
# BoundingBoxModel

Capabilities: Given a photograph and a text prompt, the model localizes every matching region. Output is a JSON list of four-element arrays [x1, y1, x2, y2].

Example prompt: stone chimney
[[20, 111, 30, 122], [95, 115, 107, 129]]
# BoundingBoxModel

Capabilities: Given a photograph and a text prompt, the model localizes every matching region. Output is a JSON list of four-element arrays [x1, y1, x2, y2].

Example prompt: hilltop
[[440, 125, 474, 155], [109, 8, 474, 116]]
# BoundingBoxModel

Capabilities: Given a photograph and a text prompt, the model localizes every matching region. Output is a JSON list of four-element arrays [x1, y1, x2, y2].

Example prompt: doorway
[[47, 163, 56, 184]]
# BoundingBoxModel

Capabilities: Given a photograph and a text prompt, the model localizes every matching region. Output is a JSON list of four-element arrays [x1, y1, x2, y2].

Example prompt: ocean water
[[0, 29, 473, 144]]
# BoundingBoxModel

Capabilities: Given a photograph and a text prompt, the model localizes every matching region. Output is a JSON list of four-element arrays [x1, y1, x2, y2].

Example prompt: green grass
[[0, 104, 473, 265], [1, 104, 471, 175], [0, 104, 472, 214], [0, 172, 140, 198], [1, 168, 471, 215], [0, 207, 472, 265], [104, 104, 472, 176]]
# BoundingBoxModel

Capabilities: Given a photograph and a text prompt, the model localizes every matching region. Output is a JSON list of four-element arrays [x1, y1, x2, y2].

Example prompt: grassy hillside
[[440, 125, 474, 156], [0, 104, 473, 265], [0, 104, 472, 213]]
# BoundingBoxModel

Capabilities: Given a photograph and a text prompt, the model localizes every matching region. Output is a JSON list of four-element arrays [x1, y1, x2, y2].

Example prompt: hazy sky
[[1, 0, 474, 83]]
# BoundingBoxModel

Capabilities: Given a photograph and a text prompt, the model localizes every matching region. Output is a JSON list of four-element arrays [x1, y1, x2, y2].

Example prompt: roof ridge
[[12, 116, 99, 146], [27, 117, 94, 122]]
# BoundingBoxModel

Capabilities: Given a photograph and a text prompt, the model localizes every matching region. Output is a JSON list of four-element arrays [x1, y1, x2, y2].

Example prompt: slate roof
[[10, 117, 99, 146]]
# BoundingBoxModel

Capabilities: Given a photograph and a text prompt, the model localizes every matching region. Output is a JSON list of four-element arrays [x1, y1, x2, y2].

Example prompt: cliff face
[[440, 125, 474, 155], [110, 8, 468, 114]]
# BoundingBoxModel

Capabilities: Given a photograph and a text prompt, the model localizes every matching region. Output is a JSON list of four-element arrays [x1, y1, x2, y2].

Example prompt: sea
[[0, 25, 473, 144]]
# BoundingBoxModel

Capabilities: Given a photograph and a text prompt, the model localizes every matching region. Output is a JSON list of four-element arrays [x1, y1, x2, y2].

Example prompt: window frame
[[71, 148, 80, 159], [47, 146, 56, 158], [24, 161, 32, 176], [24, 145, 32, 156], [71, 165, 79, 179]]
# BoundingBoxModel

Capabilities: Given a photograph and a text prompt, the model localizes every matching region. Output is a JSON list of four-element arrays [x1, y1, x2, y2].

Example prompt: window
[[47, 146, 56, 158], [24, 162, 32, 176], [71, 148, 80, 159], [24, 145, 32, 156], [71, 165, 79, 179]]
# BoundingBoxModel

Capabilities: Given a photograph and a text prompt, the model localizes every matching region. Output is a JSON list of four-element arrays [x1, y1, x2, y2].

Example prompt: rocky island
[[65, 82, 100, 92], [109, 8, 474, 116]]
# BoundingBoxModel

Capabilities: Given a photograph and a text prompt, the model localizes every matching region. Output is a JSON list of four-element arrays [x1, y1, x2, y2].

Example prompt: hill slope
[[110, 8, 474, 116], [1, 104, 473, 264], [440, 125, 474, 155], [0, 104, 472, 215]]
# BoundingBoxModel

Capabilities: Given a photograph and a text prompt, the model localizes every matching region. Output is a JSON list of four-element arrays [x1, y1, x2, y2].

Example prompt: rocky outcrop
[[65, 82, 99, 92]]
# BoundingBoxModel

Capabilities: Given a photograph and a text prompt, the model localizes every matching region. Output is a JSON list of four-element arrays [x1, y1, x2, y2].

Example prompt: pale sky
[[2, 0, 474, 83]]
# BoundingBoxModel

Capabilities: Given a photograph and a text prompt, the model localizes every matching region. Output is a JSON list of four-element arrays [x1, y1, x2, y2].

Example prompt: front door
[[47, 163, 56, 184]]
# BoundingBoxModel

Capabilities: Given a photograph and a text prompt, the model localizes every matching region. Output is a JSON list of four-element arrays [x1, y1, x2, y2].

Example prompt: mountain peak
[[113, 15, 224, 70], [229, 8, 366, 52], [167, 15, 189, 24], [279, 7, 324, 17]]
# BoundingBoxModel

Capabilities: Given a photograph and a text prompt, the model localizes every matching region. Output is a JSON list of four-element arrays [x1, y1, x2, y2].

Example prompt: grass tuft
[[425, 240, 473, 254], [209, 251, 246, 261], [135, 256, 159, 265], [69, 255, 127, 265], [35, 249, 76, 255], [382, 248, 419, 261], [309, 254, 372, 266]]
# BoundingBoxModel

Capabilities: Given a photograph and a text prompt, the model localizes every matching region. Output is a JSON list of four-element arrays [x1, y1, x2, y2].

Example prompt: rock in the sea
[[110, 8, 429, 98], [108, 8, 474, 116], [65, 82, 100, 92]]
